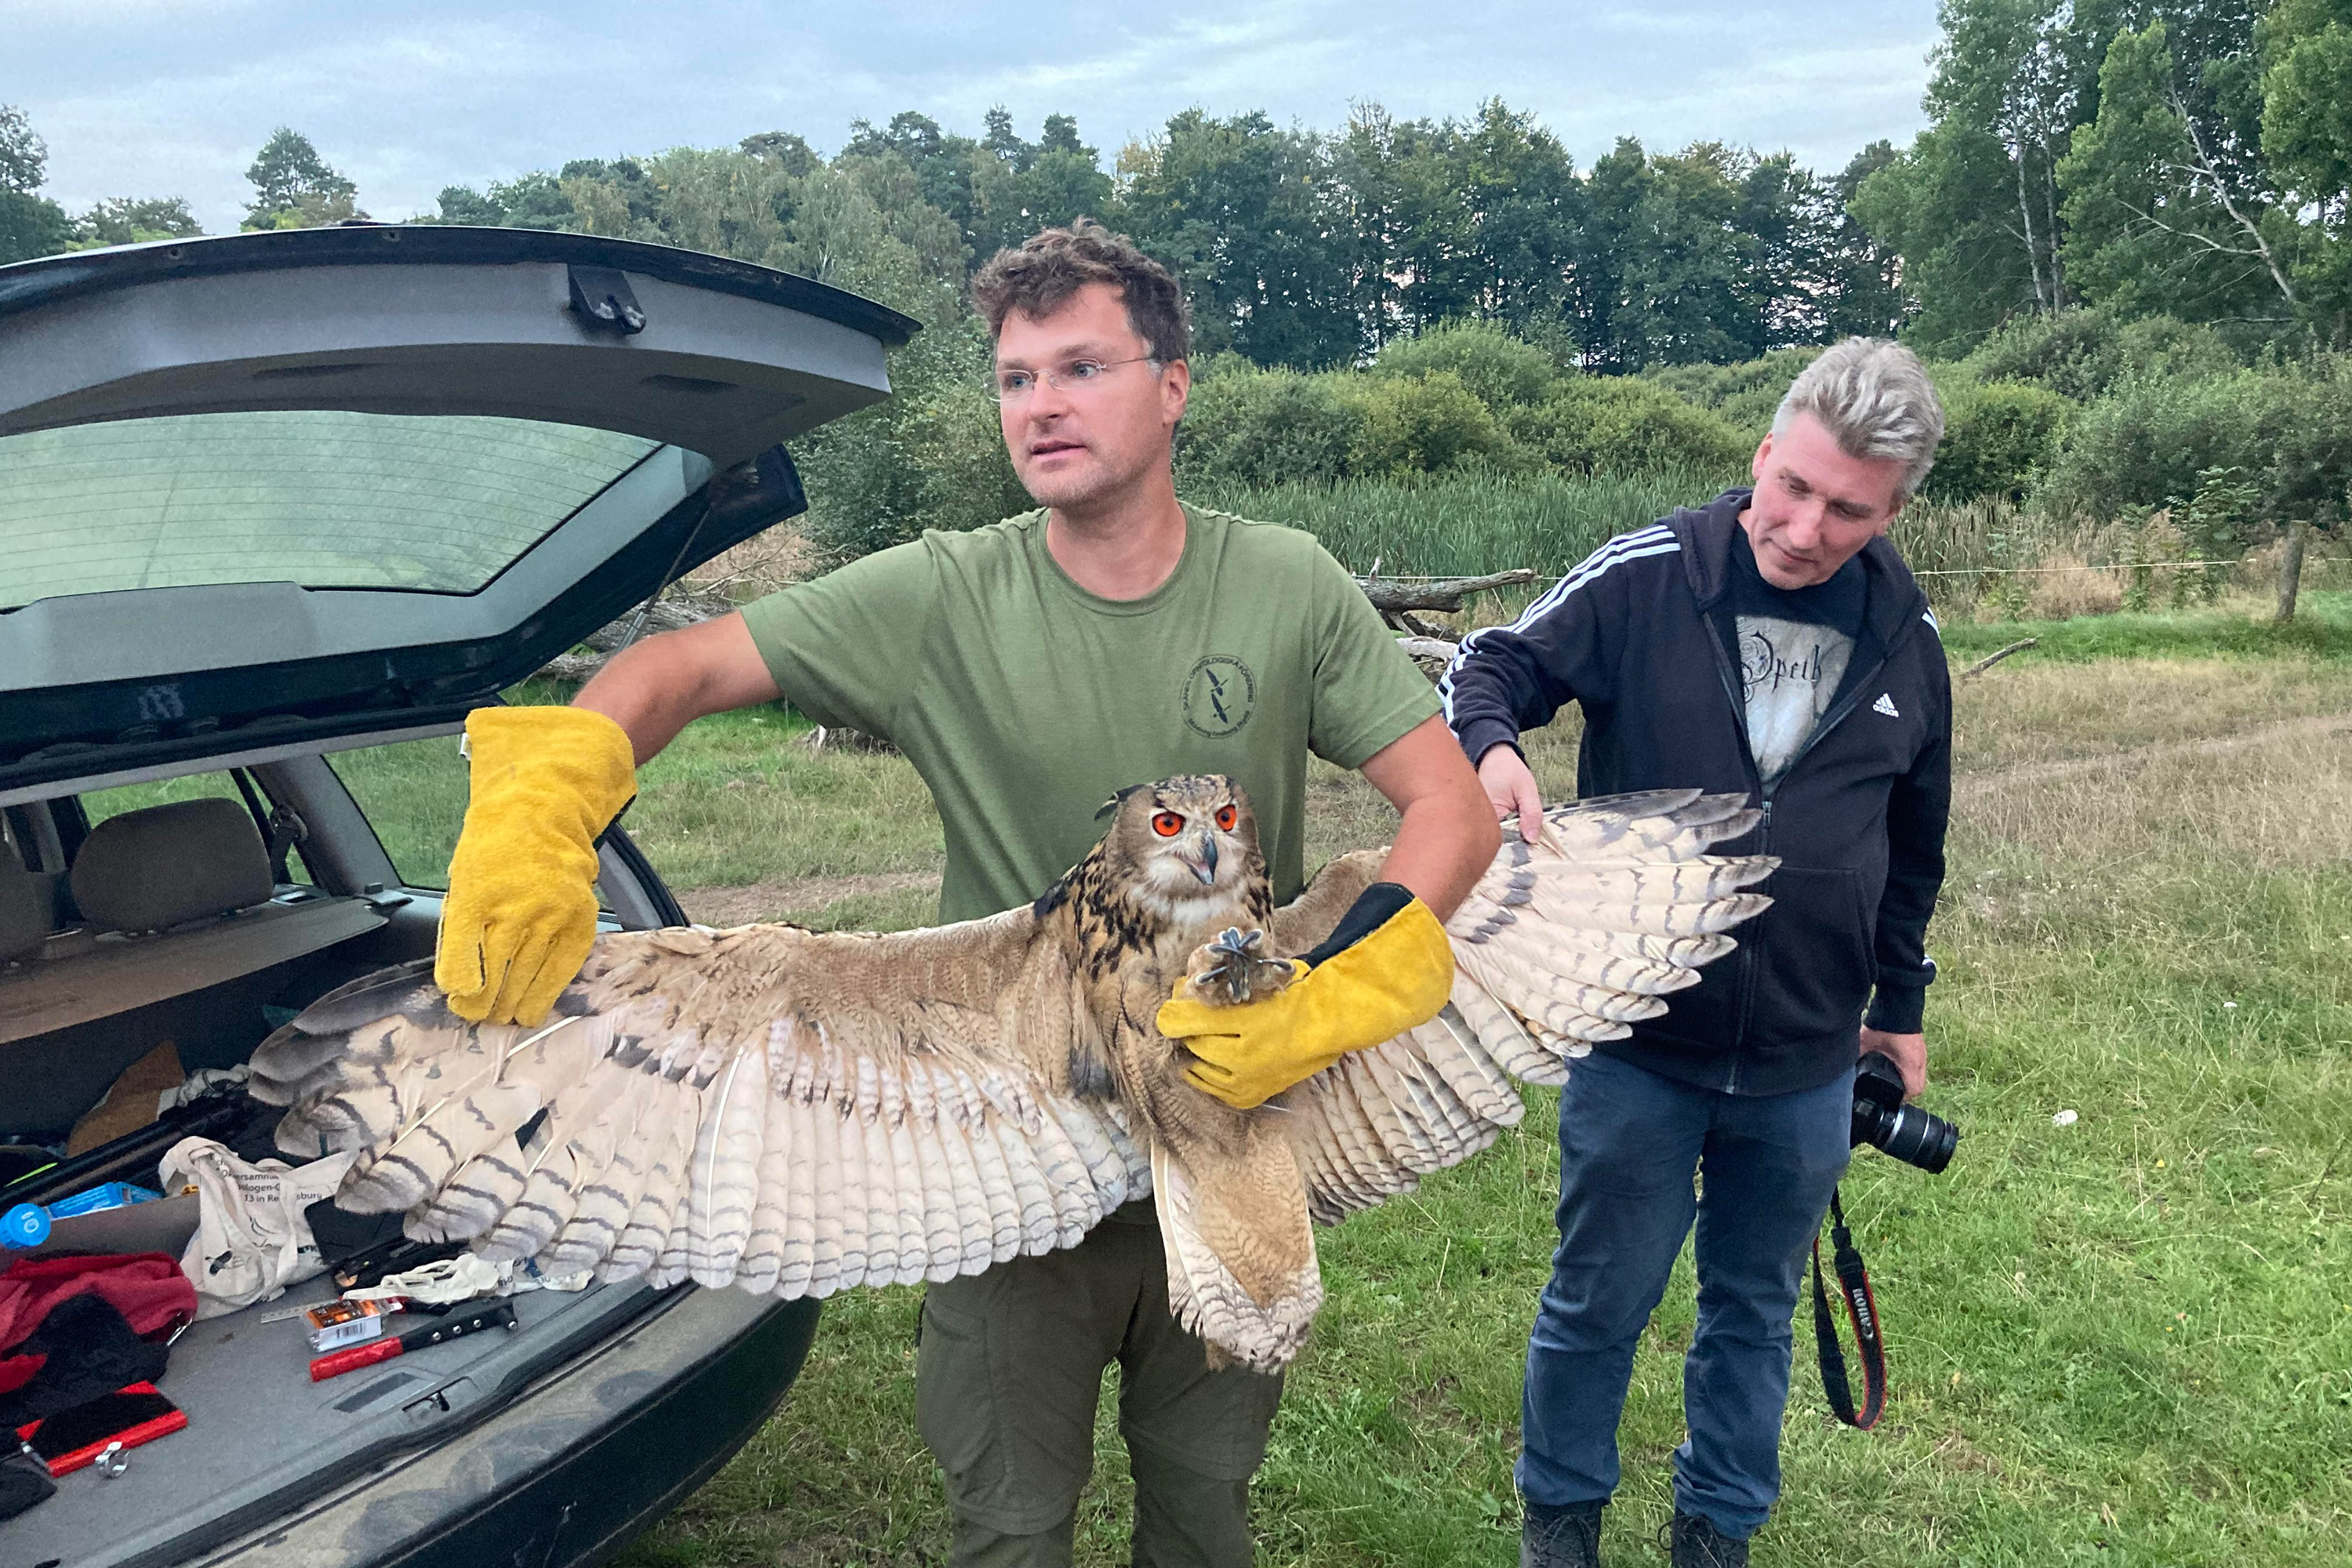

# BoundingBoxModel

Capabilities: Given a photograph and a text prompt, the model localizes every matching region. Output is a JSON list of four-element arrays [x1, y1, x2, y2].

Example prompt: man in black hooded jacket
[[1443, 339, 1951, 1568]]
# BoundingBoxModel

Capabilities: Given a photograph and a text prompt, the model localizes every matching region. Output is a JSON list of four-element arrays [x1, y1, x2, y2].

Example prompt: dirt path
[[679, 869, 942, 927], [1955, 711, 2352, 801]]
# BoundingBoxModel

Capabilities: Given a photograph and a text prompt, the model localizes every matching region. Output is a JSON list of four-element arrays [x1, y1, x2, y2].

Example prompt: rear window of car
[[0, 411, 660, 610]]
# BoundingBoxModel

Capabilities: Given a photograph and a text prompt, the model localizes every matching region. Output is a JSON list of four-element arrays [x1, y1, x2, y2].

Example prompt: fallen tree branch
[[1358, 568, 1535, 615], [1961, 638, 2038, 680], [535, 587, 735, 683], [1396, 635, 1461, 682]]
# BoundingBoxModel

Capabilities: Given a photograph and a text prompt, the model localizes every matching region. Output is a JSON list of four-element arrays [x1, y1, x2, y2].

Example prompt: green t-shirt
[[740, 504, 1439, 923]]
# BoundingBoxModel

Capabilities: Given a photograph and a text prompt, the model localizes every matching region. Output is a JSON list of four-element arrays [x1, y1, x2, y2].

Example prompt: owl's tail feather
[[1152, 1135, 1321, 1375]]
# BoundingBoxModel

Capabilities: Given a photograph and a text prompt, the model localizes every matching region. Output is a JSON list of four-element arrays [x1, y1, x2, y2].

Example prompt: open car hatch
[[0, 226, 920, 796]]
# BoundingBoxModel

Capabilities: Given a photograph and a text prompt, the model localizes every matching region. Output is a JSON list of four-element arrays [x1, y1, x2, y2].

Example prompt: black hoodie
[[1442, 489, 1951, 1097]]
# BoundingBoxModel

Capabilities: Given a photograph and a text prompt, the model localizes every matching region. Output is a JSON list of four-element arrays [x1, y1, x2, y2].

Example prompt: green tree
[[1114, 110, 1356, 367], [2059, 19, 2295, 326], [844, 112, 978, 240], [75, 196, 203, 247], [1581, 140, 1769, 369], [1327, 105, 1443, 343], [739, 130, 821, 177], [1854, 0, 2122, 349], [2261, 1, 2352, 335], [242, 128, 362, 229], [0, 103, 73, 263], [0, 103, 45, 194], [1821, 142, 1914, 336], [1368, 101, 1586, 347]]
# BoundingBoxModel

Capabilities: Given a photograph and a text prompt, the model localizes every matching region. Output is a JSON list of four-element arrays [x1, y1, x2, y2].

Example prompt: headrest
[[70, 797, 274, 932], [0, 854, 45, 961]]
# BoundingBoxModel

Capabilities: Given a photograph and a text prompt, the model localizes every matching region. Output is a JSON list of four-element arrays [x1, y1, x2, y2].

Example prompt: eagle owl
[[250, 779, 1770, 1370]]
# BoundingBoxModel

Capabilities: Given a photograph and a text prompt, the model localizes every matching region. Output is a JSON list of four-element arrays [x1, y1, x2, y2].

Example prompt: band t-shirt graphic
[[1729, 525, 1867, 787]]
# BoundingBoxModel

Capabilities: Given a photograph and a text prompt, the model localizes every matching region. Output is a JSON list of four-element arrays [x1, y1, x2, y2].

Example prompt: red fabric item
[[0, 1253, 194, 1395]]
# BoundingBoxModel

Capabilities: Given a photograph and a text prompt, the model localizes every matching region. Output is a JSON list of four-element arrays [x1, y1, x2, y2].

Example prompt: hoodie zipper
[[1701, 620, 1765, 1093]]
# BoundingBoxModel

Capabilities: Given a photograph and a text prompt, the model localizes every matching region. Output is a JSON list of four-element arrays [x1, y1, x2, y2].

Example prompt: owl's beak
[[1183, 833, 1220, 885]]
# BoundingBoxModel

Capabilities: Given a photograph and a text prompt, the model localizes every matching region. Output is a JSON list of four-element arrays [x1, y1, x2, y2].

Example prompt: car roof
[[0, 226, 918, 797]]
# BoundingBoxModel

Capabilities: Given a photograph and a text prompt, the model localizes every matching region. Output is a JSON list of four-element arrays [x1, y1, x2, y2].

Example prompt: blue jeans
[[1517, 1050, 1853, 1539]]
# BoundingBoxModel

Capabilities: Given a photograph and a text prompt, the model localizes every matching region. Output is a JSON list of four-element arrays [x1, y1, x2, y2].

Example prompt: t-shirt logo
[[1182, 655, 1258, 738], [1737, 615, 1855, 786]]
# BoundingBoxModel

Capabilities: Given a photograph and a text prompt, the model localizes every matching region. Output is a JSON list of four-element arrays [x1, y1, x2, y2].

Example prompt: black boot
[[1520, 1498, 1604, 1568], [1665, 1511, 1750, 1568]]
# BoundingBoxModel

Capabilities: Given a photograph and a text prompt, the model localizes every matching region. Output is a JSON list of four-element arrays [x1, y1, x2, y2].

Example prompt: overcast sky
[[13, 1, 1940, 234]]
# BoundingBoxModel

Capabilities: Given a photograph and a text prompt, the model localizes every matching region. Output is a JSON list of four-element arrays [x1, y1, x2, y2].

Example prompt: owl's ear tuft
[[1096, 783, 1149, 822]]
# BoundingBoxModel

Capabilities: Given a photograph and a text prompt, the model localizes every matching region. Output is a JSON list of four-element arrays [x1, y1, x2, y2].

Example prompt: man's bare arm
[[1359, 713, 1503, 921], [572, 612, 782, 765]]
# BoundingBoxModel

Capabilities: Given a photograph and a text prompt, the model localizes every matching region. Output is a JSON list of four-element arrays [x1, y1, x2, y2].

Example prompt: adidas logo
[[1872, 693, 1900, 718]]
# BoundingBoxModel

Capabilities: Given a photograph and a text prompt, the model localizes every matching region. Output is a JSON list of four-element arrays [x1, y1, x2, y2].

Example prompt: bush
[[1372, 321, 1560, 408], [1927, 381, 2074, 503], [2035, 368, 2278, 518], [1188, 470, 1730, 577], [1642, 347, 1824, 441], [1506, 376, 1751, 477], [1175, 360, 1366, 488], [1961, 308, 2237, 402], [795, 311, 1030, 560], [1351, 372, 1530, 477]]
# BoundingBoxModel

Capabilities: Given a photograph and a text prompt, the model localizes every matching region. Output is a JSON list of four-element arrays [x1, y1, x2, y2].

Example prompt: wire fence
[[1361, 555, 2350, 586]]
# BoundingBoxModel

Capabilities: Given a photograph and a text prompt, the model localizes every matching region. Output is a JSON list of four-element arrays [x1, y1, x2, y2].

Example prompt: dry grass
[[2020, 550, 2128, 620], [1952, 655, 2352, 772]]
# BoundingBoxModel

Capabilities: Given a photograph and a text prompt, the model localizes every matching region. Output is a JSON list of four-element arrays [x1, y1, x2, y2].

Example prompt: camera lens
[[1876, 1105, 1958, 1174]]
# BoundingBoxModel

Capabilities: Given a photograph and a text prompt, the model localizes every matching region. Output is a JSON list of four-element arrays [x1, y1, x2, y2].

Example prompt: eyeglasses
[[991, 355, 1160, 405]]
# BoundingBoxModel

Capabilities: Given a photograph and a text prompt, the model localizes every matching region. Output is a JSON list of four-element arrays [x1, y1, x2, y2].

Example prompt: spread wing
[[248, 911, 1150, 1299], [1272, 789, 1772, 1225]]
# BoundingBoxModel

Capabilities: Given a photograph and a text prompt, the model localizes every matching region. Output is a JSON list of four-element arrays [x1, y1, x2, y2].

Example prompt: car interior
[[0, 742, 685, 1565]]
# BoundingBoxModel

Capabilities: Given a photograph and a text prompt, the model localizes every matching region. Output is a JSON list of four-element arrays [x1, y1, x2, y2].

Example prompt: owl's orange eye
[[1152, 811, 1185, 837], [1214, 804, 1238, 832]]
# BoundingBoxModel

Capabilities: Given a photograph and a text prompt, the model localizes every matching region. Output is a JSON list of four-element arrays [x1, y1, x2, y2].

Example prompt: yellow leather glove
[[434, 706, 637, 1025], [1157, 886, 1455, 1109]]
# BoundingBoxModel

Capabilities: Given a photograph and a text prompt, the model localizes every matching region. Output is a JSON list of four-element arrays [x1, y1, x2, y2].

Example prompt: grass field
[[573, 592, 2352, 1568]]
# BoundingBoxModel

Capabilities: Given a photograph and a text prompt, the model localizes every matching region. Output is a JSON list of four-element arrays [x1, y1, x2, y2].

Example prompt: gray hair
[[1772, 338, 1946, 501]]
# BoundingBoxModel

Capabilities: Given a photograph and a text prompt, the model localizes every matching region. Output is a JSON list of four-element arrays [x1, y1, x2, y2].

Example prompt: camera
[[1852, 1052, 1958, 1174]]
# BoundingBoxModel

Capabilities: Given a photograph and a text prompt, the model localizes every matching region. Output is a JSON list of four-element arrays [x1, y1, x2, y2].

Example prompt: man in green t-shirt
[[429, 221, 1498, 1566]]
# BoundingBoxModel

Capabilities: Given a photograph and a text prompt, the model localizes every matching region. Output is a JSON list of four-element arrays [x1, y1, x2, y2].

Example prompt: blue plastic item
[[2, 1202, 50, 1248], [44, 1182, 161, 1220]]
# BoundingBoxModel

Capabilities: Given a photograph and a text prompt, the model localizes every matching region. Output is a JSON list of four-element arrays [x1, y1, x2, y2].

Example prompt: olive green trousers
[[916, 1205, 1284, 1568]]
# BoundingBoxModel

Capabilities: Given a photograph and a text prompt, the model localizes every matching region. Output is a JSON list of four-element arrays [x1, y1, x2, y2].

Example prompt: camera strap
[[1810, 1187, 1886, 1429]]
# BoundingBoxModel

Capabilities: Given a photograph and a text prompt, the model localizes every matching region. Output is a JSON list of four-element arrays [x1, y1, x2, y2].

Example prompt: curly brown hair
[[969, 219, 1191, 364]]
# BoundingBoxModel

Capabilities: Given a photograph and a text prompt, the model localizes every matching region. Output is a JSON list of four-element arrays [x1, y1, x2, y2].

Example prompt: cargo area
[[0, 756, 665, 1566]]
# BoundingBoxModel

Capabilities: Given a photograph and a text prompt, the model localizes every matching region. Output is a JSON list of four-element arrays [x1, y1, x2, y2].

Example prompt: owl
[[249, 777, 1769, 1370]]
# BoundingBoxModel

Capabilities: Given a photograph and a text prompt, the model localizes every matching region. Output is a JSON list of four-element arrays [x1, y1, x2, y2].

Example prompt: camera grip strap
[[1811, 1188, 1886, 1429]]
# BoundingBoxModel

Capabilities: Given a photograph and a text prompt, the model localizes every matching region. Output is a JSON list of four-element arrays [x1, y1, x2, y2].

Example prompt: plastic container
[[2, 1202, 51, 1248]]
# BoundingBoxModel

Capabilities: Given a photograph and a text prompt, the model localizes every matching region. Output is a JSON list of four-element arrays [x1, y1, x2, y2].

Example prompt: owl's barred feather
[[251, 780, 1770, 1372]]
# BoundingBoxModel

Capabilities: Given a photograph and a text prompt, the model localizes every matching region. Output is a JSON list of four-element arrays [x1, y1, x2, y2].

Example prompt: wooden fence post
[[2276, 520, 2308, 624]]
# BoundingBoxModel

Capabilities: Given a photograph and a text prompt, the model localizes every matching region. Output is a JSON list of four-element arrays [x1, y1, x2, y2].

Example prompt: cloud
[[14, 0, 1936, 231]]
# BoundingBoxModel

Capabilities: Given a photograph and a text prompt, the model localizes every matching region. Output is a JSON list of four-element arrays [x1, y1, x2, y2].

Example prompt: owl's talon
[[1185, 927, 1295, 1005]]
